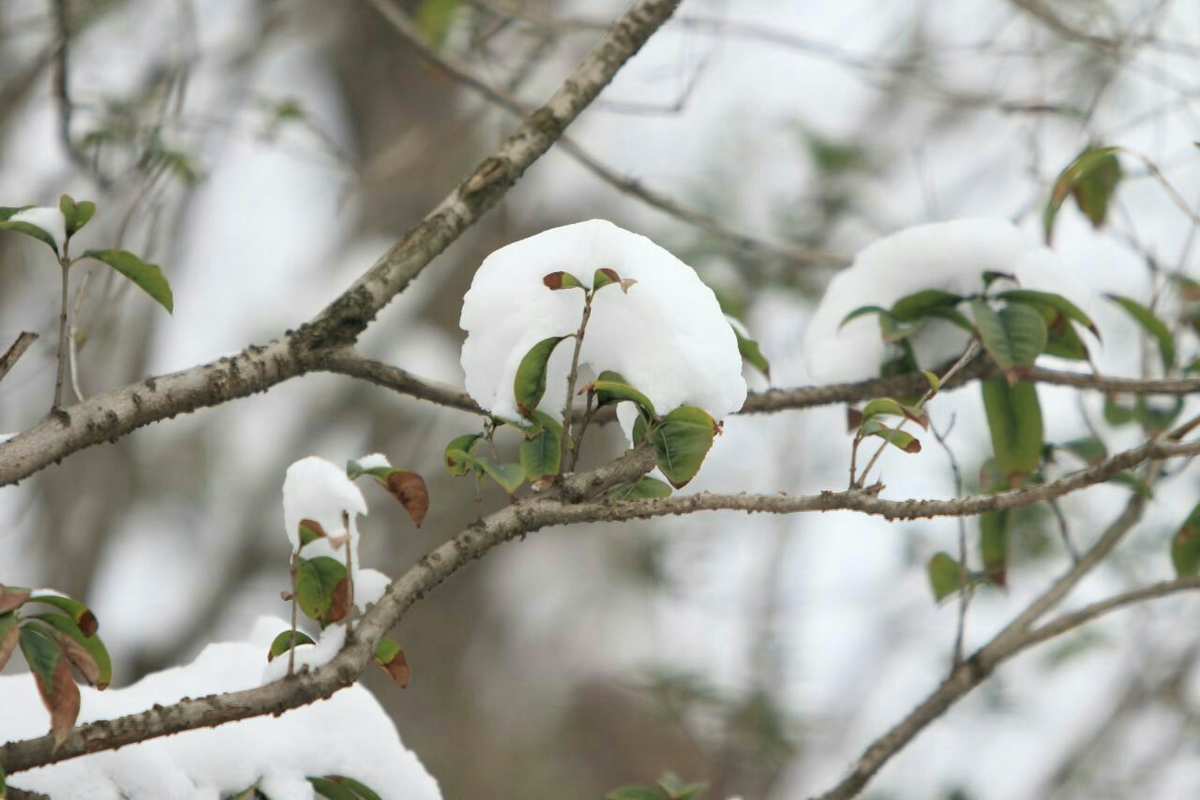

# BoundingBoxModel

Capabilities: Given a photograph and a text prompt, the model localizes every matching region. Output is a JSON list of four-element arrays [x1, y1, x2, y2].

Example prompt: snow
[[355, 452, 392, 471], [460, 219, 747, 424], [0, 432, 16, 443], [802, 218, 1094, 383], [8, 205, 65, 250], [355, 567, 392, 610], [261, 620, 346, 684], [2, 617, 442, 800], [282, 456, 367, 553]]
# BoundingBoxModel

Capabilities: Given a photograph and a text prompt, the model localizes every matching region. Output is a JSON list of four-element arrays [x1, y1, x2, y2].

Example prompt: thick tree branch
[[0, 0, 682, 488]]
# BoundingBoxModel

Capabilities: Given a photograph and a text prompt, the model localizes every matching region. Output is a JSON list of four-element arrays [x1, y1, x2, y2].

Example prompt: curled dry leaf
[[385, 470, 429, 528]]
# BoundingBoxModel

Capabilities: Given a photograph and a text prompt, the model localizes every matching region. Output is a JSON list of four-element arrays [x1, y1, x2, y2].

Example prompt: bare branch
[[366, 0, 843, 269], [0, 0, 683, 487], [0, 332, 38, 385]]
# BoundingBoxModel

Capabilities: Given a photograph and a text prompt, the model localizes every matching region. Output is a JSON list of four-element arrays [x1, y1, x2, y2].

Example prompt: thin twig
[[930, 414, 971, 668], [0, 332, 38, 385], [561, 291, 594, 470]]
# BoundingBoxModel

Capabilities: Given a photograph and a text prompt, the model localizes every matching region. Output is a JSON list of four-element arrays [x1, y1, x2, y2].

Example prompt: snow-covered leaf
[[283, 457, 368, 553], [84, 249, 174, 313], [461, 220, 745, 425], [513, 335, 569, 418], [728, 318, 770, 380], [592, 373, 657, 419], [312, 775, 385, 800], [890, 289, 963, 322], [651, 406, 718, 489], [994, 289, 1099, 339]]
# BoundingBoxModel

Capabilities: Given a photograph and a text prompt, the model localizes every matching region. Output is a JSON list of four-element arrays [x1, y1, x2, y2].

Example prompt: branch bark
[[0, 332, 37, 385], [0, 0, 682, 488]]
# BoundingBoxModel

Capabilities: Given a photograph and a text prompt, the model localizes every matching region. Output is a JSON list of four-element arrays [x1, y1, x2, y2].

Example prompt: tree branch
[[0, 332, 37, 385], [0, 0, 682, 488]]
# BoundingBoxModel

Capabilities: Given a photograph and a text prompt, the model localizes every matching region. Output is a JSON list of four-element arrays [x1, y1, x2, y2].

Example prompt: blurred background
[[2, 1, 1200, 797]]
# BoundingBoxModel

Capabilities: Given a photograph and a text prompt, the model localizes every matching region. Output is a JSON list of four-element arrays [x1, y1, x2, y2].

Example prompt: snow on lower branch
[[1, 617, 442, 800]]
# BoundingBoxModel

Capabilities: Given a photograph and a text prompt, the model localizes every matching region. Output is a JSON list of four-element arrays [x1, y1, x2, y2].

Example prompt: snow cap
[[460, 219, 747, 424], [803, 218, 1091, 382], [281, 456, 367, 552]]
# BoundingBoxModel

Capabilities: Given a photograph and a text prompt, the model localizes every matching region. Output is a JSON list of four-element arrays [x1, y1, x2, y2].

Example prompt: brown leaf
[[385, 470, 429, 528], [378, 648, 411, 688], [57, 633, 101, 687], [846, 407, 863, 432], [0, 622, 18, 670], [76, 610, 98, 638], [0, 585, 30, 614], [327, 577, 350, 625], [34, 658, 81, 746]]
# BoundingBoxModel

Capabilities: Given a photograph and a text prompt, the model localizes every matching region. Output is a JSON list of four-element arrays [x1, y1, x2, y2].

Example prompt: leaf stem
[[53, 247, 72, 411], [342, 510, 355, 634], [561, 290, 595, 471], [569, 389, 597, 472], [288, 553, 298, 677]]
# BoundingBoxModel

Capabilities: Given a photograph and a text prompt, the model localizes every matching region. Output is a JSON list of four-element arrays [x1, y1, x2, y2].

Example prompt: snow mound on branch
[[355, 452, 391, 471], [460, 219, 746, 423], [803, 218, 1089, 383], [282, 456, 367, 552], [1, 617, 441, 800], [8, 205, 65, 249]]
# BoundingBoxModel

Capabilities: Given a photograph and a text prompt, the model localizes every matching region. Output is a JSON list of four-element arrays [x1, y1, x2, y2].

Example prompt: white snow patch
[[355, 568, 392, 610], [282, 456, 367, 552], [0, 432, 17, 444], [355, 452, 392, 471], [7, 205, 66, 250], [261, 621, 346, 684], [803, 218, 1093, 383], [2, 617, 441, 800], [460, 219, 746, 423]]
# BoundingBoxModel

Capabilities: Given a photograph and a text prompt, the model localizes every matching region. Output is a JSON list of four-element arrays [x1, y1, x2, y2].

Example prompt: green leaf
[[445, 433, 483, 476], [33, 611, 112, 689], [415, 0, 460, 48], [972, 301, 1048, 371], [1172, 505, 1200, 577], [0, 218, 58, 254], [309, 776, 362, 800], [657, 771, 708, 799], [1105, 294, 1175, 371], [980, 378, 1044, 487], [838, 305, 891, 330], [296, 557, 349, 627], [474, 454, 525, 494], [1134, 396, 1183, 433], [267, 629, 316, 662], [298, 518, 325, 547], [513, 335, 569, 417], [608, 477, 673, 500], [59, 194, 95, 238], [890, 289, 964, 322], [592, 374, 657, 419], [927, 552, 967, 602], [979, 511, 1009, 587], [1103, 395, 1137, 426], [27, 592, 98, 637], [1057, 437, 1108, 465], [859, 419, 921, 453], [313, 776, 384, 800], [922, 370, 941, 392], [84, 249, 174, 313], [860, 398, 929, 429], [651, 406, 718, 489], [519, 411, 562, 481], [994, 289, 1100, 339], [373, 637, 410, 687], [1044, 146, 1122, 243], [19, 623, 79, 743], [731, 323, 771, 380], [1042, 311, 1090, 361], [1109, 472, 1154, 498], [543, 271, 584, 291]]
